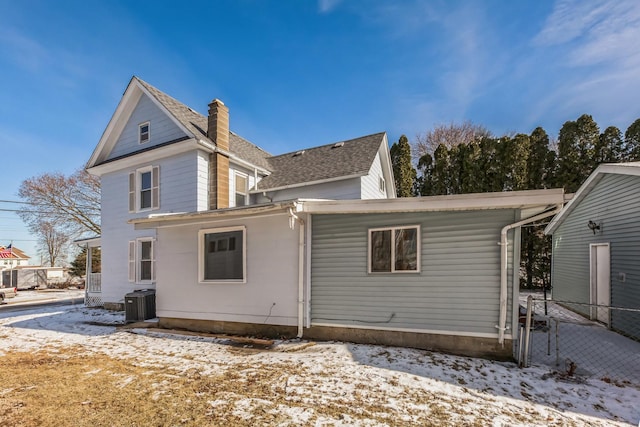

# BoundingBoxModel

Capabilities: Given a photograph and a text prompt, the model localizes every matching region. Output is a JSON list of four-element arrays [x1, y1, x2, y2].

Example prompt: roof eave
[[544, 162, 640, 234]]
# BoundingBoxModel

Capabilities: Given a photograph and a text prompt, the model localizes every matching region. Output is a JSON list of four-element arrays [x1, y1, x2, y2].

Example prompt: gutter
[[496, 204, 563, 345], [288, 205, 305, 338]]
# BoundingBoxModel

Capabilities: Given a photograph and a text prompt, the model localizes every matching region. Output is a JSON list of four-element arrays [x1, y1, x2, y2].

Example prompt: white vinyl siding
[[129, 166, 159, 212], [128, 238, 155, 284], [361, 153, 388, 199], [139, 121, 150, 144], [199, 226, 246, 283], [107, 93, 187, 161]]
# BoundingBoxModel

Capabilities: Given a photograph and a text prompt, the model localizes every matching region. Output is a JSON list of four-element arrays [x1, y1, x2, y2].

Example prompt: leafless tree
[[18, 169, 101, 237], [413, 120, 493, 159], [36, 221, 70, 267]]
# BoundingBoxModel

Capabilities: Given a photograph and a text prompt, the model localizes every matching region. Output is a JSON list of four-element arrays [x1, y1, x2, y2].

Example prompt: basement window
[[139, 122, 150, 144], [369, 225, 420, 273]]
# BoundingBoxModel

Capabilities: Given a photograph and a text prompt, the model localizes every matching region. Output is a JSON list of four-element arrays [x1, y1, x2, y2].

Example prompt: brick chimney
[[207, 99, 230, 209]]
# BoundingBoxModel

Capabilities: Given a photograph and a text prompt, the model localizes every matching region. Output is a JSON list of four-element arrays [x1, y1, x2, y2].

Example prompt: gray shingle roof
[[136, 77, 273, 170], [135, 77, 385, 188], [254, 132, 386, 191]]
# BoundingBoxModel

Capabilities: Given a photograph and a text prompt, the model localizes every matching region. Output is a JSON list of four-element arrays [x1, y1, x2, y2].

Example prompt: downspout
[[497, 204, 563, 345], [288, 206, 305, 338]]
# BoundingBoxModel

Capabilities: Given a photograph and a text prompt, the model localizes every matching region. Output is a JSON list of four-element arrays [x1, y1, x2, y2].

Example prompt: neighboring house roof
[[0, 246, 30, 260], [545, 162, 640, 234], [254, 132, 387, 192]]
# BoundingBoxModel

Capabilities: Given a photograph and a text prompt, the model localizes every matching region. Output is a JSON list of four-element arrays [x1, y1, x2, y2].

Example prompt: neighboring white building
[[0, 245, 30, 270]]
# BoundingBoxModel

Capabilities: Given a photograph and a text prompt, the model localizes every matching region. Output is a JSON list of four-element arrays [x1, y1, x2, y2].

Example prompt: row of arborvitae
[[390, 114, 640, 290]]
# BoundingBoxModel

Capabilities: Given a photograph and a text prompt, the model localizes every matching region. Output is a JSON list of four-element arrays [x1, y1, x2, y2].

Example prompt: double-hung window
[[129, 166, 159, 212], [199, 226, 246, 282], [139, 122, 150, 144], [235, 172, 248, 207], [128, 238, 155, 283], [369, 225, 420, 273]]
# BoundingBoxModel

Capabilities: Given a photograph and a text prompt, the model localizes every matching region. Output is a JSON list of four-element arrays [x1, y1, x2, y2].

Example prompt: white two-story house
[[87, 77, 566, 359], [86, 76, 395, 312]]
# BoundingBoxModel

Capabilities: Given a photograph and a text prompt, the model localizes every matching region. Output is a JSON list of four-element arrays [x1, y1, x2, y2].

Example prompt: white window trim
[[128, 238, 156, 284], [129, 165, 159, 213], [379, 176, 386, 193], [198, 225, 247, 284], [139, 121, 150, 144], [234, 171, 249, 207], [368, 225, 421, 274]]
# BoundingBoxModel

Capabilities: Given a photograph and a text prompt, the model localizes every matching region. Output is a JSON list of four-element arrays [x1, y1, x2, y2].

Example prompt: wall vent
[[293, 150, 305, 157], [332, 142, 345, 148]]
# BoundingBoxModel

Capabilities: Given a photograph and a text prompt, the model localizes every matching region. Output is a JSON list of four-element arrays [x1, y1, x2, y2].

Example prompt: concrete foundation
[[103, 302, 124, 311], [159, 317, 513, 360]]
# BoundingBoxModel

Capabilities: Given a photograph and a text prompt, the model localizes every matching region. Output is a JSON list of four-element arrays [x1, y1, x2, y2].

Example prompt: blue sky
[[1, 0, 639, 260]]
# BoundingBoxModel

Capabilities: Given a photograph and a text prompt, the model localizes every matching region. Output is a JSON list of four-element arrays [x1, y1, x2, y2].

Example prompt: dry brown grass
[[0, 348, 457, 426]]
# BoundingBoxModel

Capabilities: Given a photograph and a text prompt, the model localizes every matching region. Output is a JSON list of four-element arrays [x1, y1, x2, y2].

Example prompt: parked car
[[0, 286, 17, 302]]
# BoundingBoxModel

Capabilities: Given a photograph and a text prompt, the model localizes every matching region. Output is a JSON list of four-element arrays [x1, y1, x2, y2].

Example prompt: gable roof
[[254, 132, 387, 192], [136, 78, 273, 170], [89, 77, 391, 189], [0, 245, 30, 260], [88, 77, 273, 171], [545, 162, 640, 234]]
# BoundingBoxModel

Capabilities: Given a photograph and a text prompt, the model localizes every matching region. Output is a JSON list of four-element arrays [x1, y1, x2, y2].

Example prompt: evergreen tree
[[431, 144, 450, 195], [478, 137, 503, 192], [501, 134, 529, 191], [624, 118, 640, 161], [557, 114, 599, 192], [416, 153, 433, 196], [69, 246, 101, 277], [390, 135, 417, 197], [595, 126, 624, 163]]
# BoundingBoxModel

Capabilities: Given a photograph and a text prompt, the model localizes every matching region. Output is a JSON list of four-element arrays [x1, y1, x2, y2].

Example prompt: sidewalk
[[0, 288, 85, 307]]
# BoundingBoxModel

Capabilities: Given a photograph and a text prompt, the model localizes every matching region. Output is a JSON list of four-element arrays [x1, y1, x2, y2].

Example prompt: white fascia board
[[87, 79, 142, 168], [87, 138, 200, 176], [249, 173, 365, 194], [301, 188, 565, 214], [130, 200, 301, 229], [87, 78, 195, 169], [544, 162, 640, 234], [378, 133, 397, 198]]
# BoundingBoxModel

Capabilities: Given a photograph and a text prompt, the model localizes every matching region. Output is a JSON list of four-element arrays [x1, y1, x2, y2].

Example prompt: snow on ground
[[0, 288, 84, 306], [0, 303, 638, 426]]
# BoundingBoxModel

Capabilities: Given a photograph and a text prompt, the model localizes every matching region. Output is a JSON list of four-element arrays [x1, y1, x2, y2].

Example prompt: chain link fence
[[517, 296, 640, 386]]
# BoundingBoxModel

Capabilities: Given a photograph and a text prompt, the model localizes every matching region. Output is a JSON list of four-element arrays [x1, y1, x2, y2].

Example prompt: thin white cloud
[[318, 0, 342, 14]]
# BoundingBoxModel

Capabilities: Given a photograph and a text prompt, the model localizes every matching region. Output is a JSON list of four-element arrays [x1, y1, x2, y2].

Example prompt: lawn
[[0, 304, 637, 426]]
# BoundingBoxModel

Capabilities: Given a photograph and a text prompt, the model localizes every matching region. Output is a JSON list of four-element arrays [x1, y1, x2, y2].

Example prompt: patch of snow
[[0, 303, 638, 426]]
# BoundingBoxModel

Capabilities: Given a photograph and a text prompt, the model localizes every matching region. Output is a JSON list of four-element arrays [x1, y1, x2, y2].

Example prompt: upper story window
[[379, 176, 386, 193], [139, 122, 150, 144], [129, 166, 159, 213], [369, 225, 420, 273], [235, 172, 248, 207]]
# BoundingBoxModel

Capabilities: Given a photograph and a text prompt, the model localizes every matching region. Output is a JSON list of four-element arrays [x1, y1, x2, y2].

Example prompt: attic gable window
[[139, 122, 150, 144], [369, 225, 420, 273]]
